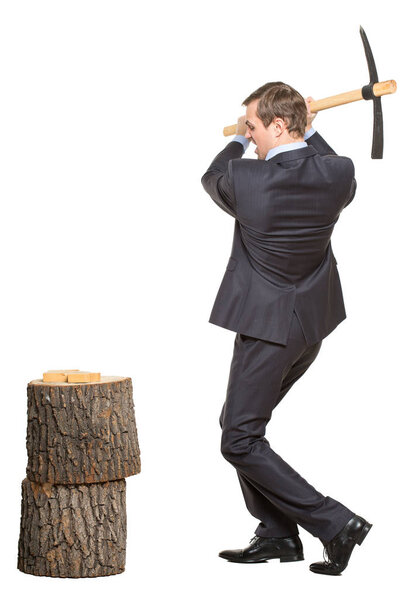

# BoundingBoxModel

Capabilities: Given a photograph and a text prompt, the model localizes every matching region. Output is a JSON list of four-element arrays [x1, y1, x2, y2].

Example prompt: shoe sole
[[221, 554, 304, 564], [357, 521, 373, 546], [280, 554, 305, 563]]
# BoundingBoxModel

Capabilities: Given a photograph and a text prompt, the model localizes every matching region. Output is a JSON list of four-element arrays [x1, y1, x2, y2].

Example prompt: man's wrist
[[232, 135, 250, 152]]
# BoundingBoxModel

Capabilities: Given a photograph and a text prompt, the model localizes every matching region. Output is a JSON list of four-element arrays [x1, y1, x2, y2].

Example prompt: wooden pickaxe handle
[[223, 79, 397, 136]]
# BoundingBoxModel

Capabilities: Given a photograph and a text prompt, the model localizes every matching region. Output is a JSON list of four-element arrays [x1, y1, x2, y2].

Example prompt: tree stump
[[18, 478, 127, 578], [26, 376, 141, 484], [18, 373, 140, 577]]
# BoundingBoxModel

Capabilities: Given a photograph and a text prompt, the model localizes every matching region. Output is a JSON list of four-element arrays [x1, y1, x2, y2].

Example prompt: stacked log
[[18, 376, 140, 578]]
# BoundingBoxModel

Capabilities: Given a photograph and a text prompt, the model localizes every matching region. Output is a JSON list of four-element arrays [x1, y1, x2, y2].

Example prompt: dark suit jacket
[[201, 132, 357, 346]]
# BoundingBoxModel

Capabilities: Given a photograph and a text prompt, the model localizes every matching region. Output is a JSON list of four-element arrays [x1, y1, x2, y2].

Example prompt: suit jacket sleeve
[[307, 131, 357, 209], [201, 141, 244, 218]]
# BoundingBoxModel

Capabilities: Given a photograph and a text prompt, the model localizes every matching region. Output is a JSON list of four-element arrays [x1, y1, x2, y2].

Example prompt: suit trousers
[[219, 310, 355, 544]]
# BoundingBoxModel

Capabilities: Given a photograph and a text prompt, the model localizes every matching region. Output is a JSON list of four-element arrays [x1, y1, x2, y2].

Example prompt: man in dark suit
[[201, 82, 372, 576]]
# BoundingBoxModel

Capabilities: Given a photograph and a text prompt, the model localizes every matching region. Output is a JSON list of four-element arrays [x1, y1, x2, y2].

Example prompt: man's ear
[[272, 117, 286, 137]]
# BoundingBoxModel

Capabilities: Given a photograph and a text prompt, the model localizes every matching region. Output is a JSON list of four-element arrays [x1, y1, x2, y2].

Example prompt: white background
[[0, 0, 409, 598]]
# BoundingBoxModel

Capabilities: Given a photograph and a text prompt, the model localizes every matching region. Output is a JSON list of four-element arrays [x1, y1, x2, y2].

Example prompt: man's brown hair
[[242, 82, 307, 138]]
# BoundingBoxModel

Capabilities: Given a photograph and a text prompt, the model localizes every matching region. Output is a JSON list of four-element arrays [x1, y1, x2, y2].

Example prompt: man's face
[[244, 98, 281, 160]]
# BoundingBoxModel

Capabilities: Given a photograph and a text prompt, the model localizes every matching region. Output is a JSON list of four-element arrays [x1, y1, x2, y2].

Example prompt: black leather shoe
[[309, 515, 373, 575], [219, 534, 304, 563]]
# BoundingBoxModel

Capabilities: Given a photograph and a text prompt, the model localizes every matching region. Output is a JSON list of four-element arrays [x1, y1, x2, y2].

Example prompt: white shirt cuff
[[232, 135, 250, 152], [304, 127, 316, 140]]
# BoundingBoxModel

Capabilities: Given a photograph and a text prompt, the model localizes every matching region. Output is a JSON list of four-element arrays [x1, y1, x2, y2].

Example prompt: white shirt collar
[[265, 141, 308, 161]]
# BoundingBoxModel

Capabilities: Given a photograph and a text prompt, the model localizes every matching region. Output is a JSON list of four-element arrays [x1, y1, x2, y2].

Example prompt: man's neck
[[274, 134, 304, 147]]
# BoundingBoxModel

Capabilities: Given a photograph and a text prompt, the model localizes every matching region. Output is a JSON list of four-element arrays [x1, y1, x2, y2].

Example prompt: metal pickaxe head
[[223, 26, 396, 159], [359, 26, 385, 159]]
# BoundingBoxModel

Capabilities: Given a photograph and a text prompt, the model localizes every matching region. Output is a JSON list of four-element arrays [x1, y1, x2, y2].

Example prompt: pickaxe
[[223, 26, 397, 159]]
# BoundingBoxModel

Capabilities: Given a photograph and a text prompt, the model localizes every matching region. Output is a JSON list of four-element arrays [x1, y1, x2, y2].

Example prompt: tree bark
[[26, 376, 141, 484], [18, 478, 127, 578]]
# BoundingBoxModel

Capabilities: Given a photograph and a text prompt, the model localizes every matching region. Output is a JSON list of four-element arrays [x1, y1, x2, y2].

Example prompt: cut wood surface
[[18, 478, 127, 578], [67, 372, 100, 383], [43, 370, 80, 383], [43, 371, 100, 383], [35, 375, 119, 386], [26, 376, 141, 484]]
